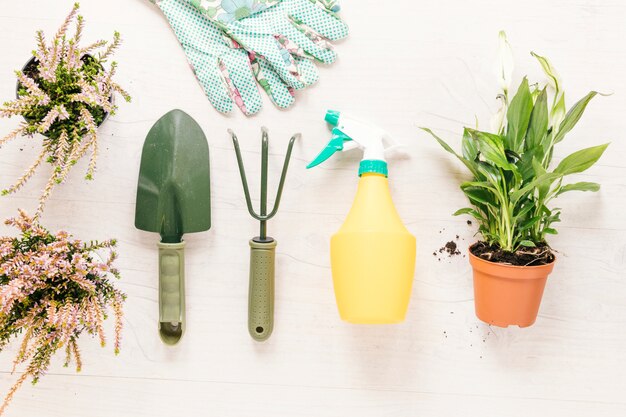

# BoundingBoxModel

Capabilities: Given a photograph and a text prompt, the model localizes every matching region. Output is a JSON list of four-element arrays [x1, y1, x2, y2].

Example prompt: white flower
[[490, 94, 508, 135], [496, 31, 514, 94], [531, 51, 562, 94]]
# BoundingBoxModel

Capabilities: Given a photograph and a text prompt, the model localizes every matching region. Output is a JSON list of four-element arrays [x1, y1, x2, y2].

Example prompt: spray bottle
[[307, 111, 416, 324]]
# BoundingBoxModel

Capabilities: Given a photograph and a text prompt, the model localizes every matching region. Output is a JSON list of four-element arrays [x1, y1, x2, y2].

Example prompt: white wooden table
[[1, 0, 625, 415]]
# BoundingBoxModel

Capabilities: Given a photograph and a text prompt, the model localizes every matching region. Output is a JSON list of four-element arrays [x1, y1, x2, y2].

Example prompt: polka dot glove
[[188, 0, 349, 94], [156, 0, 299, 114]]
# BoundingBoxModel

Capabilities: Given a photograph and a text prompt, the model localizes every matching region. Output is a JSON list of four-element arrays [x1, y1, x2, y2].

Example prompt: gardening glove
[[153, 0, 299, 114], [187, 0, 282, 22], [188, 0, 348, 89]]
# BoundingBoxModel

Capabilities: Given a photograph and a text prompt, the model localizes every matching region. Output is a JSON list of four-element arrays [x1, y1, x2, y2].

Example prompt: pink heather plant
[[0, 210, 125, 415], [0, 3, 131, 218]]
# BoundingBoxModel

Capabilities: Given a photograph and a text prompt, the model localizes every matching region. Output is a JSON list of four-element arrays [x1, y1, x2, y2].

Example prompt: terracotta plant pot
[[468, 246, 555, 327]]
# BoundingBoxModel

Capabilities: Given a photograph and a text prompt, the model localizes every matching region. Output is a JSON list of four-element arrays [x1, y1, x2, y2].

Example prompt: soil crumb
[[467, 220, 472, 225], [470, 241, 555, 266], [436, 240, 461, 258], [444, 241, 460, 255]]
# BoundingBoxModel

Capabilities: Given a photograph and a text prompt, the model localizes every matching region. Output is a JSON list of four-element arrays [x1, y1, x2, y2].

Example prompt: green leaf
[[476, 161, 502, 186], [531, 52, 561, 94], [505, 78, 534, 152], [519, 216, 541, 231], [553, 91, 598, 143], [467, 129, 515, 171], [526, 88, 548, 151], [519, 240, 536, 247], [513, 202, 534, 222], [531, 157, 551, 199], [421, 127, 455, 154], [510, 172, 562, 203], [462, 128, 479, 161], [556, 181, 601, 196], [420, 127, 478, 176], [460, 184, 498, 207], [505, 149, 521, 162], [461, 181, 498, 192], [517, 148, 539, 182], [545, 210, 561, 224], [544, 228, 558, 235], [453, 207, 475, 215], [453, 207, 484, 221], [554, 143, 609, 175]]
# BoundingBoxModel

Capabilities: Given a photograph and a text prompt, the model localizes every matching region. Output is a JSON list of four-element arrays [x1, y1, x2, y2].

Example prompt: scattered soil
[[470, 241, 555, 266], [444, 241, 460, 256], [467, 220, 472, 225], [435, 240, 461, 259], [434, 232, 464, 261]]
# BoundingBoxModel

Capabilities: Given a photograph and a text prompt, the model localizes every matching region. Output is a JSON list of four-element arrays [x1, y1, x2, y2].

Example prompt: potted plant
[[422, 32, 609, 327], [0, 2, 131, 218], [0, 210, 125, 415]]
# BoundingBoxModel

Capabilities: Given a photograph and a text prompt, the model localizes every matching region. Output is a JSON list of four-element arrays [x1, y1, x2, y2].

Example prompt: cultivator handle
[[158, 241, 186, 345], [248, 239, 277, 341]]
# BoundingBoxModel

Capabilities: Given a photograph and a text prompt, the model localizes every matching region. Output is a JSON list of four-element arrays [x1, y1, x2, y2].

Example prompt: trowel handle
[[158, 241, 186, 345], [248, 239, 277, 342]]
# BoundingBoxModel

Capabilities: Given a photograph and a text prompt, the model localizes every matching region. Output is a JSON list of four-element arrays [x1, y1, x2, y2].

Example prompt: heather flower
[[0, 3, 131, 219], [0, 210, 125, 415]]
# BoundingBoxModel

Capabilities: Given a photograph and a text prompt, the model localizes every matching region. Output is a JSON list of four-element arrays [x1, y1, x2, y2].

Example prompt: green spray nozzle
[[306, 128, 352, 169], [307, 110, 396, 176], [325, 110, 341, 126]]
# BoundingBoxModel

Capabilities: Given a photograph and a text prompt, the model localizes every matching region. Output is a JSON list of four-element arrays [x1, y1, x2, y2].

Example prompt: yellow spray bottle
[[307, 111, 416, 324]]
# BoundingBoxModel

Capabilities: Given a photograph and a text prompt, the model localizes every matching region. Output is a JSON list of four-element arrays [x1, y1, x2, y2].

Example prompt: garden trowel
[[135, 109, 211, 345]]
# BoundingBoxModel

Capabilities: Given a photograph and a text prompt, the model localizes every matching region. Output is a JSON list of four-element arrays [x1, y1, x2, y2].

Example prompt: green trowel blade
[[135, 109, 211, 242]]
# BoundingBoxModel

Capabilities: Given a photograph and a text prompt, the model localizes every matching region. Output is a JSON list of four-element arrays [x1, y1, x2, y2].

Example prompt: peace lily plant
[[422, 32, 608, 327], [0, 3, 131, 218]]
